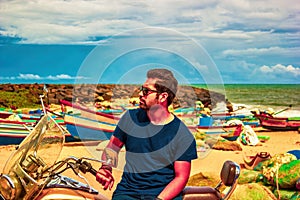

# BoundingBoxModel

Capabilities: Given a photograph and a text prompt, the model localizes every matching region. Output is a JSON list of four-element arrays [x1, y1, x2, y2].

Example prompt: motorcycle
[[0, 91, 240, 200]]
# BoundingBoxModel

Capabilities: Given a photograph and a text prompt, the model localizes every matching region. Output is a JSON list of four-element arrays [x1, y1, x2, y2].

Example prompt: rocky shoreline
[[0, 83, 228, 109]]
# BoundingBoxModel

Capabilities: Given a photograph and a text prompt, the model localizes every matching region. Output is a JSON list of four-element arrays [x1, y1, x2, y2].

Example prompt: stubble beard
[[139, 99, 148, 110], [139, 97, 158, 111]]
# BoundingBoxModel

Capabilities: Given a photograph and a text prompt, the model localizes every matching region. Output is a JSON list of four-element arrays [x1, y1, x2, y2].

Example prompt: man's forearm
[[101, 136, 124, 167], [158, 161, 191, 200], [157, 177, 188, 200]]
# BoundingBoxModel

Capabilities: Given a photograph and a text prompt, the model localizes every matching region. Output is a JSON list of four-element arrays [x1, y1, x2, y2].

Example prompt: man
[[96, 68, 197, 200]]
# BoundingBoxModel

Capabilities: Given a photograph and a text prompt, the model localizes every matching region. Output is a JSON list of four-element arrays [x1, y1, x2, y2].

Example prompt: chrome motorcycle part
[[0, 174, 21, 200], [21, 154, 46, 173], [45, 175, 98, 194]]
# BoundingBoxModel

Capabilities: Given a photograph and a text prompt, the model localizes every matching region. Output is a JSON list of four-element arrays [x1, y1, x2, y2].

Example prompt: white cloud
[[246, 63, 300, 83], [0, 0, 299, 44], [18, 74, 41, 80], [221, 61, 300, 83], [0, 0, 147, 43], [0, 73, 88, 81], [47, 74, 72, 80], [0, 0, 299, 84], [259, 64, 300, 77], [222, 46, 300, 57], [47, 74, 89, 80]]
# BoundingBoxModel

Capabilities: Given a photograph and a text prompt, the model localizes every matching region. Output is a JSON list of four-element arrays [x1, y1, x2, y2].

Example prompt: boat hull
[[64, 115, 115, 141], [0, 119, 75, 145], [60, 100, 120, 125], [254, 113, 300, 131], [197, 125, 238, 135], [0, 131, 28, 145]]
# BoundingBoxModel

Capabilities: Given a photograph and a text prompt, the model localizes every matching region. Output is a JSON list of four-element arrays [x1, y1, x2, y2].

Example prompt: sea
[[192, 84, 300, 117]]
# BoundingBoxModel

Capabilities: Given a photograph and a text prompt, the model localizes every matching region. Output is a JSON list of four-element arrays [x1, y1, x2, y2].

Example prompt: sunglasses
[[139, 86, 159, 96]]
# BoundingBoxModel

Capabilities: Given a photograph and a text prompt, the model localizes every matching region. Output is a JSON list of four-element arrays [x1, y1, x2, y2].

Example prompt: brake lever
[[68, 162, 80, 175], [68, 159, 94, 193]]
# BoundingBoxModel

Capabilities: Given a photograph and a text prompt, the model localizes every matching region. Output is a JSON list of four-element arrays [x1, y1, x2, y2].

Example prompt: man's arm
[[101, 135, 124, 164], [96, 136, 124, 190], [157, 161, 191, 200]]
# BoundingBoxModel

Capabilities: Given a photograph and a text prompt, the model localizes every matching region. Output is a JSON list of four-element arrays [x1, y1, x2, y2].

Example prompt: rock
[[213, 140, 242, 151], [0, 84, 229, 109]]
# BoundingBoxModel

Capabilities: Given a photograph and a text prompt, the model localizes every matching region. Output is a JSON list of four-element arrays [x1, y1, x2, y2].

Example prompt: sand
[[0, 129, 299, 199]]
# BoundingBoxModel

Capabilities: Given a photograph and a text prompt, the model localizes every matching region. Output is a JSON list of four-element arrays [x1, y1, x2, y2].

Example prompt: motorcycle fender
[[35, 188, 109, 200]]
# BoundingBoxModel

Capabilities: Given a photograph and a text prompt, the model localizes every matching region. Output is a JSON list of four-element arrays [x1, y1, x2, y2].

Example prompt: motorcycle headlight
[[0, 174, 19, 199]]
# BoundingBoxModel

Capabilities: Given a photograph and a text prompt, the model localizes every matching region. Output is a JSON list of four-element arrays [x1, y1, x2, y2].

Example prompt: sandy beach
[[0, 128, 299, 199]]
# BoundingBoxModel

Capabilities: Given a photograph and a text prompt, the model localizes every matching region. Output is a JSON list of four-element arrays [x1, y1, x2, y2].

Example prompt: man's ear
[[159, 92, 168, 103]]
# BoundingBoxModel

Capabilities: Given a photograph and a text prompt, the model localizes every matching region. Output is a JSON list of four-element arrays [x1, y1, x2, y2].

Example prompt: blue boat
[[199, 113, 260, 128], [0, 124, 30, 145], [64, 114, 115, 141], [0, 118, 75, 145]]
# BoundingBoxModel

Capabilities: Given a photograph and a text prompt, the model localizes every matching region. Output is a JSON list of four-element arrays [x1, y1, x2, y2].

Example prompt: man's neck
[[147, 107, 174, 125]]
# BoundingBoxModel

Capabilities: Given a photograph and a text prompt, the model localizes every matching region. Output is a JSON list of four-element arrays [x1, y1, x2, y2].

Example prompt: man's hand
[[96, 165, 114, 190]]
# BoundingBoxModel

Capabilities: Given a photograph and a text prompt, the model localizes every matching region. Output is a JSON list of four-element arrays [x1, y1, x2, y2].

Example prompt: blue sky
[[0, 0, 299, 84]]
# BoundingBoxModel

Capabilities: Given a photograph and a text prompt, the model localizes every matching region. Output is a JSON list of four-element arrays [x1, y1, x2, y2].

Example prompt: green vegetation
[[187, 174, 277, 200], [0, 90, 41, 109]]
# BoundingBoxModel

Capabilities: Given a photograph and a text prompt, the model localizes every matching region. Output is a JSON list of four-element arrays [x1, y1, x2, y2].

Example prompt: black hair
[[147, 68, 178, 106]]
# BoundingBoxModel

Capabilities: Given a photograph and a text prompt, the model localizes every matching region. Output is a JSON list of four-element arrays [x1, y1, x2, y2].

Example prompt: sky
[[0, 0, 299, 84]]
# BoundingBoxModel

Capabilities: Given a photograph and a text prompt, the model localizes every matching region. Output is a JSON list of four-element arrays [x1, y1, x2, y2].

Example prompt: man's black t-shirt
[[113, 108, 198, 196]]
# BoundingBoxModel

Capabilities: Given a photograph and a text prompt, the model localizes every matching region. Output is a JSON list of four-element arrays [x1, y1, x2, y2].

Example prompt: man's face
[[139, 78, 160, 110]]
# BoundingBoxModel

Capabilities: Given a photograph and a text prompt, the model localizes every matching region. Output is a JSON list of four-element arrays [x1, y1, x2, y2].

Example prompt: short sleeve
[[177, 138, 197, 161], [113, 111, 131, 143], [174, 120, 198, 162]]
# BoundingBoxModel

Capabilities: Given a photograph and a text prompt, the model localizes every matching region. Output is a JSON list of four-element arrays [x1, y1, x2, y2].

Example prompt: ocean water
[[193, 84, 300, 117]]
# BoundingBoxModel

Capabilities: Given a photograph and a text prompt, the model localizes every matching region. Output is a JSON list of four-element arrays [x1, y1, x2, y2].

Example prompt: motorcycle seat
[[182, 160, 240, 200], [182, 186, 221, 200]]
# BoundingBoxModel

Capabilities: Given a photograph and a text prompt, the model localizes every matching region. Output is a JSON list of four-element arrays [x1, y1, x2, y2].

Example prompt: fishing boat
[[196, 115, 240, 135], [0, 120, 33, 145], [0, 117, 74, 145], [60, 100, 120, 125], [173, 107, 195, 116], [211, 114, 260, 127], [252, 110, 300, 131], [63, 114, 115, 141], [196, 116, 263, 147], [0, 109, 65, 125], [0, 111, 14, 119]]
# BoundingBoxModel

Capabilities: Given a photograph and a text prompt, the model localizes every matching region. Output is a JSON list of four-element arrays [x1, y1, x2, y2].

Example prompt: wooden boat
[[173, 107, 195, 116], [197, 124, 239, 135], [174, 108, 259, 134], [60, 100, 120, 125], [63, 114, 115, 141], [214, 114, 260, 127], [252, 110, 300, 131], [0, 118, 74, 145], [196, 115, 244, 135], [0, 109, 65, 125], [0, 111, 14, 119], [0, 120, 33, 145]]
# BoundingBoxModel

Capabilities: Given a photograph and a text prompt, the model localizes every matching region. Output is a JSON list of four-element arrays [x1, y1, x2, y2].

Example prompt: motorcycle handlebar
[[78, 160, 98, 176], [65, 157, 108, 177], [89, 167, 98, 176]]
